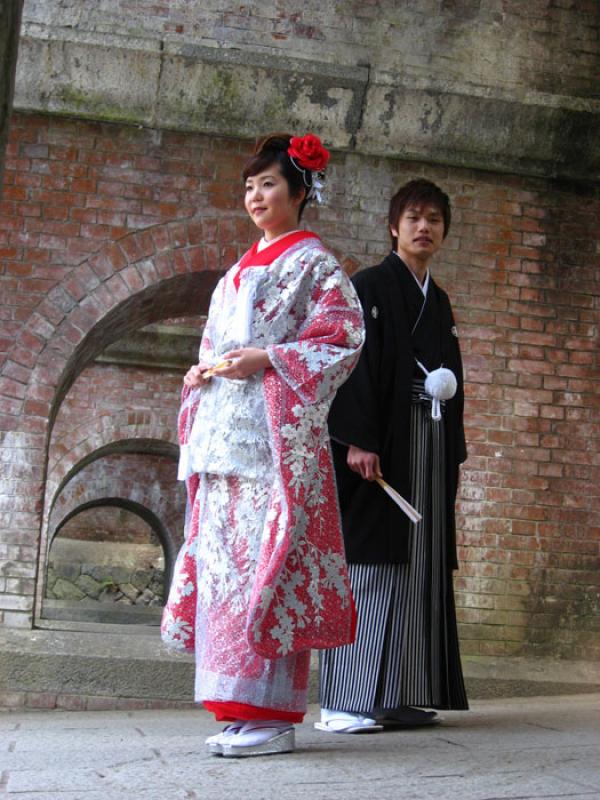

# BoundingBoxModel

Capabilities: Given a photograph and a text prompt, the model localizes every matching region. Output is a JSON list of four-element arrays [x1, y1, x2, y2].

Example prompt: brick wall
[[47, 448, 184, 551], [55, 503, 159, 543], [0, 112, 599, 659], [452, 185, 600, 659], [47, 361, 182, 482]]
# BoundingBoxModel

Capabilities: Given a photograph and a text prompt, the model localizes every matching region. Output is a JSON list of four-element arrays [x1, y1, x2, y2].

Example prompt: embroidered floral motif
[[162, 237, 365, 677]]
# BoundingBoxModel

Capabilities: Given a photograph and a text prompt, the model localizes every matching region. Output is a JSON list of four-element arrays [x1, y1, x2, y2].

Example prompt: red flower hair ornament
[[288, 134, 330, 171], [288, 133, 330, 204]]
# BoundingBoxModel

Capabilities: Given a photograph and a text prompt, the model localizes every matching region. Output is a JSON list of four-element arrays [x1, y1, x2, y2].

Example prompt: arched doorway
[[0, 215, 255, 628], [44, 500, 170, 626], [34, 266, 224, 626]]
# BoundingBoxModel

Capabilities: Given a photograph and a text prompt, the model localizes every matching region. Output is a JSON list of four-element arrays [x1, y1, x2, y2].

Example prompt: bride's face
[[244, 163, 303, 240]]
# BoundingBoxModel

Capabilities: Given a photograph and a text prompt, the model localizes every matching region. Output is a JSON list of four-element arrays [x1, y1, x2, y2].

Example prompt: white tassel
[[307, 176, 325, 204], [416, 360, 457, 420]]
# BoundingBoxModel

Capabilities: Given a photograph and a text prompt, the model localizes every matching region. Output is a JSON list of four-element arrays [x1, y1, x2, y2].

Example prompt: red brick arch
[[0, 214, 253, 627], [46, 418, 178, 510], [38, 435, 184, 624], [47, 450, 182, 550]]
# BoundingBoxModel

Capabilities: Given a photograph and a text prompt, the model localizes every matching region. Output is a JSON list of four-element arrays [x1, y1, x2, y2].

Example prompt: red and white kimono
[[161, 231, 365, 721]]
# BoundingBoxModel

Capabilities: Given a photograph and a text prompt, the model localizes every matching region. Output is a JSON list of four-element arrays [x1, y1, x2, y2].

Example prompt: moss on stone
[[54, 85, 148, 125]]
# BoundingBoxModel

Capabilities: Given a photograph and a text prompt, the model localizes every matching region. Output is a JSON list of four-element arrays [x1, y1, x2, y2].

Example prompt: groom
[[318, 179, 469, 733]]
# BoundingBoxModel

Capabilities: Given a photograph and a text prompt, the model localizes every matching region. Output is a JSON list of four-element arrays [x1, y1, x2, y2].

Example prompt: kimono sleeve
[[328, 269, 383, 454], [265, 253, 365, 405], [162, 278, 226, 652]]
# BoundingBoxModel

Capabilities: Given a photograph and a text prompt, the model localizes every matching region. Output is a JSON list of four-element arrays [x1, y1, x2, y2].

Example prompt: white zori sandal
[[216, 720, 295, 758], [205, 722, 244, 755], [314, 709, 384, 734]]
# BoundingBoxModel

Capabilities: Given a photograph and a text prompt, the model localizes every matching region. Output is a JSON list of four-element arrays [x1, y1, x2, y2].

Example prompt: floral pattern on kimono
[[161, 235, 365, 660]]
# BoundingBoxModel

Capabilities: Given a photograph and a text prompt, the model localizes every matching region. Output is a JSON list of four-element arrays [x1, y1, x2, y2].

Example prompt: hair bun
[[254, 132, 292, 155]]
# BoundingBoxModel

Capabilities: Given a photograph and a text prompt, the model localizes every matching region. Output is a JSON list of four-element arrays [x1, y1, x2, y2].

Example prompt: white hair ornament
[[289, 156, 326, 205], [307, 174, 325, 204]]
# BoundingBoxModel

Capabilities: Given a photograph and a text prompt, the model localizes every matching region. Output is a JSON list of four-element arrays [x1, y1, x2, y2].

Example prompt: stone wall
[[46, 538, 165, 619], [0, 111, 598, 659], [13, 0, 600, 182]]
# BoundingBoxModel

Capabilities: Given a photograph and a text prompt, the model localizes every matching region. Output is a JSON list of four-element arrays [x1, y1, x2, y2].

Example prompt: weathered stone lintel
[[14, 30, 369, 148], [14, 32, 161, 127], [13, 28, 599, 182], [359, 85, 600, 183]]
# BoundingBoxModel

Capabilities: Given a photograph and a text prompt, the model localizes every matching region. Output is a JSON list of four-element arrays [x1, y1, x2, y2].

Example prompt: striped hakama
[[320, 380, 468, 712]]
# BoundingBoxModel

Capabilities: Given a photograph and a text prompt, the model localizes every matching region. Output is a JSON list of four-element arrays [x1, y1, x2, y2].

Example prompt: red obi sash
[[233, 231, 320, 290]]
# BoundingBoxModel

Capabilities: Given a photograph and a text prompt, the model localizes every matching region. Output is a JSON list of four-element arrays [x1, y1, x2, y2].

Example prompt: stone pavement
[[1, 694, 599, 800]]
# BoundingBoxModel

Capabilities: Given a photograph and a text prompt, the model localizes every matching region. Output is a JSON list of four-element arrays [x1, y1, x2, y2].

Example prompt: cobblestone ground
[[1, 695, 599, 800]]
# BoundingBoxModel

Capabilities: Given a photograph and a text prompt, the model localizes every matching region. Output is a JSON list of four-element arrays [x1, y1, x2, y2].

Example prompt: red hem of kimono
[[203, 701, 305, 723]]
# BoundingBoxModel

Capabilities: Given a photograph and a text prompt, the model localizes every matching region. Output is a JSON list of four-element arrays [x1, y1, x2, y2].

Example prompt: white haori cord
[[371, 359, 459, 525], [415, 359, 457, 421]]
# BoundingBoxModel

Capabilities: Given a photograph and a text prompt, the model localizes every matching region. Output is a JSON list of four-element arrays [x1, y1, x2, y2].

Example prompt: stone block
[[75, 574, 105, 600], [97, 328, 199, 371], [55, 693, 87, 711], [137, 588, 155, 605], [119, 583, 140, 601], [112, 566, 137, 584], [14, 28, 161, 125], [25, 691, 58, 709], [148, 578, 164, 596], [52, 578, 86, 601], [357, 79, 600, 181], [80, 564, 108, 582], [0, 0, 22, 193], [0, 594, 33, 611], [130, 569, 152, 591], [1, 610, 32, 628], [0, 690, 25, 708], [156, 43, 368, 149], [52, 562, 81, 581], [97, 585, 120, 602]]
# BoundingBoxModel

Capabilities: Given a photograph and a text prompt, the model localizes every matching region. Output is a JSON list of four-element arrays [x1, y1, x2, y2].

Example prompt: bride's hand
[[183, 363, 211, 388], [217, 348, 272, 379]]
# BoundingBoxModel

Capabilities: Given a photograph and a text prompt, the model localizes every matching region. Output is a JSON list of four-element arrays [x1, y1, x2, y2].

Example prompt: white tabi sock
[[232, 719, 293, 748]]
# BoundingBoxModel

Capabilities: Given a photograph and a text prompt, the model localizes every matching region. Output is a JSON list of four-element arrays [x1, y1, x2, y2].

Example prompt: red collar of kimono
[[233, 231, 320, 290]]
